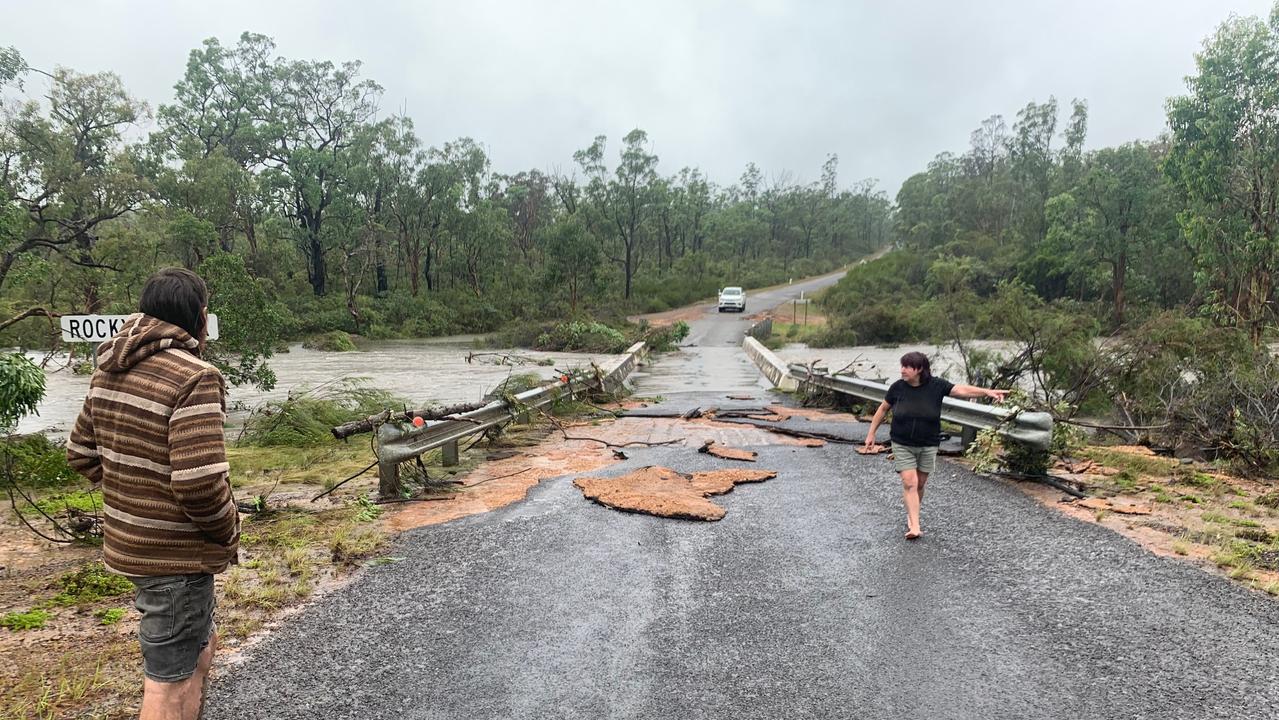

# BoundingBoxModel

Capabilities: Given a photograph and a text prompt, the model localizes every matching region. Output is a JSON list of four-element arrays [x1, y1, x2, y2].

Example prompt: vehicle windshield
[[722, 287, 742, 296]]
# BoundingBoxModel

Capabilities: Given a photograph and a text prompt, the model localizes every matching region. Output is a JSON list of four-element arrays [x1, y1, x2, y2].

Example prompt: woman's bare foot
[[905, 530, 923, 540]]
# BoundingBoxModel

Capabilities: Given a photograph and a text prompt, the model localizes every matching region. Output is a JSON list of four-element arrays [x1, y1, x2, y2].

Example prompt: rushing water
[[776, 340, 1021, 383], [16, 339, 624, 437]]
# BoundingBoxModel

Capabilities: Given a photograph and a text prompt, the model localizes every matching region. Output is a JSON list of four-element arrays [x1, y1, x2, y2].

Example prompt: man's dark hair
[[139, 268, 208, 339], [900, 351, 932, 382]]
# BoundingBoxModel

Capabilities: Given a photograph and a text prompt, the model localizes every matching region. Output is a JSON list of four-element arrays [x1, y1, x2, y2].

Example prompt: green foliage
[[1166, 8, 1279, 343], [50, 563, 134, 606], [34, 489, 101, 516], [487, 372, 545, 400], [0, 352, 45, 433], [643, 320, 690, 352], [0, 609, 49, 631], [302, 330, 357, 352], [353, 496, 382, 523], [0, 434, 78, 488], [94, 607, 126, 626], [0, 46, 24, 87], [536, 321, 628, 353], [239, 380, 405, 447], [200, 253, 286, 391]]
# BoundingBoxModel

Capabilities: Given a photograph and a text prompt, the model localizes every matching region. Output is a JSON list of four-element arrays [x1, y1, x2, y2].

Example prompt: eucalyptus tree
[[153, 33, 275, 256], [495, 169, 553, 267], [261, 56, 382, 296], [1007, 97, 1059, 246], [1166, 2, 1279, 343], [1046, 142, 1169, 326], [0, 68, 150, 303], [543, 216, 599, 314], [655, 167, 711, 267], [574, 130, 660, 300]]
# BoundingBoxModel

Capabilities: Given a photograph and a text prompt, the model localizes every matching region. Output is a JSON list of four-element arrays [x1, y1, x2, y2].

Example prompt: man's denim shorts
[[130, 573, 215, 682], [891, 442, 939, 474]]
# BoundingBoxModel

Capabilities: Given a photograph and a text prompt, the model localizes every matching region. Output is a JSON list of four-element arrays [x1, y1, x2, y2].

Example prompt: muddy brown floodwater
[[15, 338, 624, 437]]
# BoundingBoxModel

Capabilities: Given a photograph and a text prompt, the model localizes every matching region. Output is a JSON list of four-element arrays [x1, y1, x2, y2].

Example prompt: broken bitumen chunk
[[697, 440, 758, 461], [573, 466, 778, 521]]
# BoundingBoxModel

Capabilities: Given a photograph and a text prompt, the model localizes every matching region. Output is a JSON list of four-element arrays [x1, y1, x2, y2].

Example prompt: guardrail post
[[961, 425, 977, 449], [441, 439, 459, 466], [377, 459, 401, 500]]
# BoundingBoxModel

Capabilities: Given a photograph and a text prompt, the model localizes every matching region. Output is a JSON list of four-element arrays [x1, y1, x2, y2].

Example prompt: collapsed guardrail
[[787, 363, 1053, 451], [373, 342, 646, 499]]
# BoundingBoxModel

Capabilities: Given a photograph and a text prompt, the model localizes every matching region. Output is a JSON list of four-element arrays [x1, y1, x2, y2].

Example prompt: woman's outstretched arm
[[950, 384, 1009, 402]]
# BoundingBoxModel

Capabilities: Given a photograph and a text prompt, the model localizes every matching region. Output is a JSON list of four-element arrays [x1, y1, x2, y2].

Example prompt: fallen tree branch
[[311, 460, 378, 502], [1059, 418, 1169, 431], [331, 401, 489, 439], [465, 351, 547, 366], [6, 484, 75, 544], [756, 424, 858, 444], [0, 306, 61, 334]]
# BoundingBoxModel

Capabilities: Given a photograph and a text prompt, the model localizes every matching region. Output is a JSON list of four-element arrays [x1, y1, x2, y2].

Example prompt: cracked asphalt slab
[[206, 397, 1279, 719]]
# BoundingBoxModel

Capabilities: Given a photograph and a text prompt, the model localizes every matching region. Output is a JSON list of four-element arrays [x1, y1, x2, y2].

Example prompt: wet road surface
[[206, 273, 1279, 719]]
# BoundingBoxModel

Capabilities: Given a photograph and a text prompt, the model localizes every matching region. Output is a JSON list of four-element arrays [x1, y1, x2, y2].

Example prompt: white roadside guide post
[[60, 314, 220, 368], [792, 292, 811, 326]]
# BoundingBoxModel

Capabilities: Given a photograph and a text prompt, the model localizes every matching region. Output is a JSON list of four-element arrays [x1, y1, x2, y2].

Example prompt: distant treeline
[[821, 4, 1279, 347], [0, 33, 889, 361]]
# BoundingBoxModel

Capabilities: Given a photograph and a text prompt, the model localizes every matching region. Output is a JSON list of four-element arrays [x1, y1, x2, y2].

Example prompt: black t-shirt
[[884, 376, 955, 447]]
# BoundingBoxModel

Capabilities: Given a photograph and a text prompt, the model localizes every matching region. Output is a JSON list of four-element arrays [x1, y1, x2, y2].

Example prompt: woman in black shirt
[[863, 351, 1008, 539]]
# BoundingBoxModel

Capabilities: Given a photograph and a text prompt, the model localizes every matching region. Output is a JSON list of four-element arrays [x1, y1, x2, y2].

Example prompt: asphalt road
[[629, 269, 845, 397], [206, 277, 1279, 720]]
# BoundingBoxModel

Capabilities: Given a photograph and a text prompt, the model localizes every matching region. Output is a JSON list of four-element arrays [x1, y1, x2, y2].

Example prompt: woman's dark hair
[[900, 351, 932, 382], [139, 268, 208, 339]]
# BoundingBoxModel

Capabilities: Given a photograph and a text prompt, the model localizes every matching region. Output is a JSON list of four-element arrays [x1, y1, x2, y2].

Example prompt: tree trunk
[[375, 234, 389, 296], [424, 245, 434, 292], [624, 241, 634, 300], [1112, 250, 1127, 327], [309, 234, 326, 295]]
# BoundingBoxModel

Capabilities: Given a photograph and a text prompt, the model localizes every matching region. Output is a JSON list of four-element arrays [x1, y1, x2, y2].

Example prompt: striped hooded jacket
[[66, 313, 239, 576]]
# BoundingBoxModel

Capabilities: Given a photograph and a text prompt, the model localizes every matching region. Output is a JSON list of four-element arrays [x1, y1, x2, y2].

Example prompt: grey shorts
[[131, 573, 215, 682], [891, 442, 939, 474]]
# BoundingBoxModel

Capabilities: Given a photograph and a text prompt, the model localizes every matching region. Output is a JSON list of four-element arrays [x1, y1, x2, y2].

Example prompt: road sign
[[59, 314, 220, 343]]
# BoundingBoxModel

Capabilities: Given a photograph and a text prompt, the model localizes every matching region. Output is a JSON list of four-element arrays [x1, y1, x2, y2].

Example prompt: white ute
[[717, 286, 746, 313]]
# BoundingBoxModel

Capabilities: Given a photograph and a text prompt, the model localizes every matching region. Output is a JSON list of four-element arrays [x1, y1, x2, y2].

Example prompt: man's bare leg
[[140, 677, 191, 720], [916, 471, 929, 504], [901, 469, 922, 539], [184, 629, 217, 719], [139, 630, 216, 720]]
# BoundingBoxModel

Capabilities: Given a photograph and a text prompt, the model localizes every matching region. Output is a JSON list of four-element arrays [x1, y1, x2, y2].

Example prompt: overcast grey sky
[[6, 0, 1275, 196]]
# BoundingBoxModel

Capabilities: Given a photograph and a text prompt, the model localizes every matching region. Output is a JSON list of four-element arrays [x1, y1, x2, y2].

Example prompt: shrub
[[0, 434, 79, 488], [0, 609, 49, 631], [0, 352, 44, 432], [302, 331, 357, 352], [239, 380, 406, 447], [638, 320, 689, 352], [535, 321, 628, 353], [52, 562, 134, 606]]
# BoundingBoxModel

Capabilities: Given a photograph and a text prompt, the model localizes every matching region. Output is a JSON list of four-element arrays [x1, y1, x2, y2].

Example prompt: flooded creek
[[16, 339, 623, 437]]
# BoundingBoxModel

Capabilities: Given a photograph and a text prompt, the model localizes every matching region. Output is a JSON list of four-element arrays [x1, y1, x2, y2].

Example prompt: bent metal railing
[[373, 343, 646, 499], [786, 363, 1053, 451]]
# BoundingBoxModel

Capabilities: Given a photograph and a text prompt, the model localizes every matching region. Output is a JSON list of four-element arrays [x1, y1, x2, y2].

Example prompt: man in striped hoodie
[[67, 268, 238, 720]]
